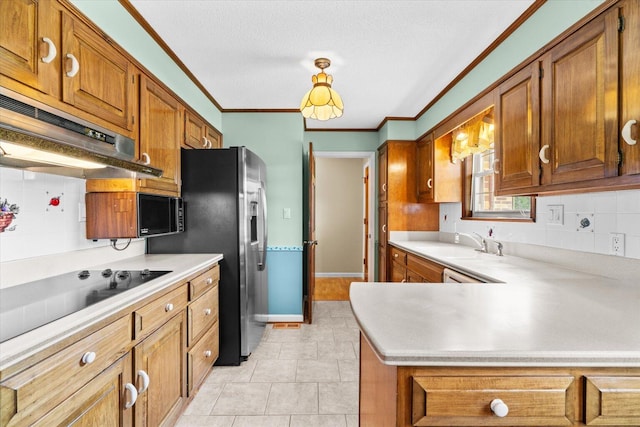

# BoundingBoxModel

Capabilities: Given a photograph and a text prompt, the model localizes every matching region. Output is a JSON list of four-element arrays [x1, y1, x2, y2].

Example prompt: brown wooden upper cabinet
[[0, 0, 137, 134], [138, 76, 182, 195], [416, 132, 461, 203], [184, 110, 222, 149], [494, 2, 639, 195], [378, 144, 388, 202]]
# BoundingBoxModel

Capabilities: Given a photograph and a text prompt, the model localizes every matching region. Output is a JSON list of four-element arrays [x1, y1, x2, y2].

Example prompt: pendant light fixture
[[299, 58, 344, 121]]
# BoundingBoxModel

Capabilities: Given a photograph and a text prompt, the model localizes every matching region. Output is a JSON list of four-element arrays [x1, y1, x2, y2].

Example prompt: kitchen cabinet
[[388, 244, 444, 283], [0, 0, 137, 135], [390, 246, 407, 283], [184, 110, 222, 149], [137, 75, 182, 195], [619, 0, 640, 176], [377, 141, 439, 281], [360, 334, 640, 427], [416, 133, 461, 203]]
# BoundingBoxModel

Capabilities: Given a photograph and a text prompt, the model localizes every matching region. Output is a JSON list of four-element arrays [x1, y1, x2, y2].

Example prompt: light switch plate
[[548, 205, 564, 225]]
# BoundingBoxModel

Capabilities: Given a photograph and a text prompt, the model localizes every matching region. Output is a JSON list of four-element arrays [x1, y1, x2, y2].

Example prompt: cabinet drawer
[[411, 375, 576, 426], [189, 265, 220, 301], [188, 284, 219, 346], [188, 320, 219, 395], [0, 315, 131, 427], [134, 285, 188, 340], [585, 376, 640, 425], [407, 254, 444, 283], [390, 247, 407, 264]]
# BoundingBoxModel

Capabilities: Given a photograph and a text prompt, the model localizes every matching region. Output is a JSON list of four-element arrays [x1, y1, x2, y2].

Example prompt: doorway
[[313, 151, 375, 301]]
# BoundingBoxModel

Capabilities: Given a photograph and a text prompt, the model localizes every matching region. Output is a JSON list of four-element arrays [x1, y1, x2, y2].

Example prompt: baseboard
[[315, 272, 364, 278], [256, 314, 304, 323]]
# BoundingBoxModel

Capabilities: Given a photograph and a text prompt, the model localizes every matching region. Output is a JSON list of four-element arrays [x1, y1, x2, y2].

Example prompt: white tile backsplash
[[440, 189, 640, 260]]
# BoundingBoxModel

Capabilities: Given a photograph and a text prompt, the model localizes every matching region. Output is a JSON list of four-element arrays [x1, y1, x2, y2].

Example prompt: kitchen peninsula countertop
[[0, 253, 222, 371], [351, 240, 640, 367]]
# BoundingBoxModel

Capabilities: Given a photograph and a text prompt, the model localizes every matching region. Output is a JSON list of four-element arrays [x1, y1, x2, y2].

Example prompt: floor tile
[[251, 359, 297, 382], [338, 360, 359, 382], [175, 415, 235, 427], [295, 360, 341, 382], [206, 359, 257, 383], [318, 382, 359, 414], [265, 382, 319, 414], [313, 316, 347, 328], [332, 327, 360, 343], [346, 414, 359, 427], [266, 328, 303, 343], [317, 341, 356, 360], [231, 415, 290, 427], [250, 342, 282, 360], [301, 325, 335, 342], [290, 414, 347, 427], [278, 341, 318, 360], [211, 383, 271, 415], [183, 383, 224, 415]]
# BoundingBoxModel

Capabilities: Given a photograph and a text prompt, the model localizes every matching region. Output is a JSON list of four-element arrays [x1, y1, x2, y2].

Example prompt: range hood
[[0, 89, 163, 179]]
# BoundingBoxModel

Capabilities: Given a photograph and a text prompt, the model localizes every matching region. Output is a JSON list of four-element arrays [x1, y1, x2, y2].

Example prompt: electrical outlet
[[609, 233, 625, 256]]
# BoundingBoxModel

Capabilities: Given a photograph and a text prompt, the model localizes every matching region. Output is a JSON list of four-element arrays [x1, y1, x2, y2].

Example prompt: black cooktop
[[0, 269, 171, 343]]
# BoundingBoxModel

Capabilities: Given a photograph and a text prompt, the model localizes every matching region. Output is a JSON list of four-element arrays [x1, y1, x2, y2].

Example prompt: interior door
[[304, 143, 317, 323]]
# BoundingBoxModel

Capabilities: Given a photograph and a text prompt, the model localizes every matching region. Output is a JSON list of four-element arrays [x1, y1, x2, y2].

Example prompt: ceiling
[[128, 1, 536, 130]]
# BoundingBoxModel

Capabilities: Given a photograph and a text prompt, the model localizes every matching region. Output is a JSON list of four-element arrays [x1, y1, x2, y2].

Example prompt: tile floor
[[176, 301, 360, 427]]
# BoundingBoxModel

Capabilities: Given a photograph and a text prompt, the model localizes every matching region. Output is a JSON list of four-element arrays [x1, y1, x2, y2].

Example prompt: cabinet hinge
[[618, 15, 625, 32]]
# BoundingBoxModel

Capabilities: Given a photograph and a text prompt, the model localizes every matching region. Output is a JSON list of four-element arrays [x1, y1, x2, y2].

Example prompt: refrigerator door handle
[[258, 184, 268, 271]]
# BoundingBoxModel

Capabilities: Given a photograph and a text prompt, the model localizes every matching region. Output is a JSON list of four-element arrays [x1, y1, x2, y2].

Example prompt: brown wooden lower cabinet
[[360, 334, 640, 427], [388, 245, 445, 283]]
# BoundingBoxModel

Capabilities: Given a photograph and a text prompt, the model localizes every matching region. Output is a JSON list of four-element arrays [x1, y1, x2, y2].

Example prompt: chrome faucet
[[495, 241, 504, 256], [455, 232, 488, 253]]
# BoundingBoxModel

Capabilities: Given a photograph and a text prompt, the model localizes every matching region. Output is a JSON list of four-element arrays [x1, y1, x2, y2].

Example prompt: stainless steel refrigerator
[[148, 146, 268, 365]]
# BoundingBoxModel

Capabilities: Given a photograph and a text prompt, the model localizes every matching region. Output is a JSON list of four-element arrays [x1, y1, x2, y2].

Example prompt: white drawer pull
[[66, 53, 79, 77], [206, 277, 213, 285], [204, 308, 212, 315], [165, 303, 174, 312], [427, 178, 433, 189], [137, 369, 150, 394], [204, 350, 212, 358], [490, 399, 509, 417], [141, 152, 151, 165], [539, 144, 550, 164], [622, 119, 637, 146], [81, 351, 96, 364], [124, 383, 138, 409], [41, 37, 57, 63]]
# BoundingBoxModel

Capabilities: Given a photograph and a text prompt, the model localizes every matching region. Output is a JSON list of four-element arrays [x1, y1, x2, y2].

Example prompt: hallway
[[176, 301, 360, 427]]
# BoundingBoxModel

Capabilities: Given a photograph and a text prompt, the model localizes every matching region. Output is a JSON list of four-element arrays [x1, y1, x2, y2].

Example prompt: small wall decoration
[[0, 198, 19, 232]]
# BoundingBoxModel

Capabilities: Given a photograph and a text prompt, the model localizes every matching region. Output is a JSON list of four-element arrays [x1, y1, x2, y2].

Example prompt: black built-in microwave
[[137, 193, 184, 237]]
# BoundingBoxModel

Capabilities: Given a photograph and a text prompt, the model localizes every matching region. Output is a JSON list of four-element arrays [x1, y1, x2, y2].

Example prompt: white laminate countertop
[[350, 240, 640, 367], [0, 253, 223, 371]]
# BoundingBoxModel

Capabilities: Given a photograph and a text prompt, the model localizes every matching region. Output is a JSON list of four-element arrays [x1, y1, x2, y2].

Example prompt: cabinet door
[[31, 354, 133, 427], [619, 0, 640, 176], [390, 260, 406, 283], [540, 10, 619, 185], [206, 126, 222, 149], [139, 76, 182, 195], [133, 313, 186, 427], [184, 111, 207, 149], [0, 0, 60, 97], [416, 135, 434, 202], [377, 203, 387, 281], [494, 63, 541, 194], [378, 145, 388, 202], [61, 12, 135, 131]]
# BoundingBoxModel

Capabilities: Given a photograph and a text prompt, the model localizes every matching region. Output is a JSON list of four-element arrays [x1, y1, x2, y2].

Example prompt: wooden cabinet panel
[[585, 376, 640, 425], [494, 63, 541, 195], [417, 135, 434, 201], [133, 313, 186, 427], [188, 321, 219, 395], [390, 246, 407, 265], [183, 110, 222, 149], [0, 315, 131, 426], [417, 133, 461, 203], [390, 260, 406, 283], [31, 354, 133, 427], [378, 203, 387, 282], [0, 0, 60, 97], [188, 284, 218, 346], [619, 0, 640, 176], [411, 375, 576, 426], [206, 125, 222, 149], [378, 145, 388, 202], [407, 253, 443, 283], [61, 12, 135, 131], [134, 285, 188, 341], [85, 192, 137, 239], [540, 10, 619, 185], [138, 75, 182, 195], [189, 265, 220, 301]]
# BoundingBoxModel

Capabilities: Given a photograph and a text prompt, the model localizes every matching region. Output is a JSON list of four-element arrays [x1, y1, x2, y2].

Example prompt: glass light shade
[[0, 141, 106, 169], [300, 71, 344, 121]]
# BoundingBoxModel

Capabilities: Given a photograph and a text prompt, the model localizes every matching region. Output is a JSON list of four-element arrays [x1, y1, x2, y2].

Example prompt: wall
[[315, 157, 365, 276], [440, 189, 640, 260]]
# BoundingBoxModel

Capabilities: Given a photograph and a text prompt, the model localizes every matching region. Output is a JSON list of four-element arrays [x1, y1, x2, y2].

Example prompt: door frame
[[313, 151, 376, 282]]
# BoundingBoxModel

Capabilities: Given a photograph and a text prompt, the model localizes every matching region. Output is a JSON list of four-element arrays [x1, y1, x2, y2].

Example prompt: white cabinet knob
[[204, 308, 212, 316], [204, 350, 212, 358], [137, 369, 150, 394], [394, 253, 398, 258], [81, 351, 96, 364], [141, 152, 151, 165], [622, 119, 637, 146], [124, 383, 138, 409], [206, 278, 213, 285], [539, 144, 550, 164], [65, 53, 79, 77], [490, 399, 509, 417], [41, 37, 57, 63], [165, 303, 174, 312]]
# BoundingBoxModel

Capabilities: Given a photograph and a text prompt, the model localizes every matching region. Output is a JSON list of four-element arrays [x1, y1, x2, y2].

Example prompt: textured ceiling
[[128, 0, 535, 130]]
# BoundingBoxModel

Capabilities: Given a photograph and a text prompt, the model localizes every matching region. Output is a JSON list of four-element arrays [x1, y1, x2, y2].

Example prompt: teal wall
[[68, 0, 605, 315]]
